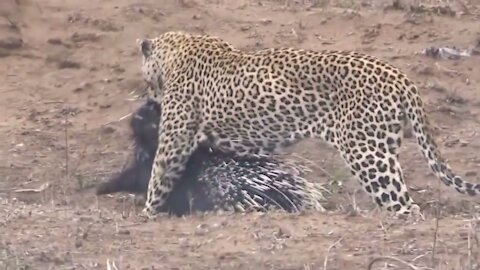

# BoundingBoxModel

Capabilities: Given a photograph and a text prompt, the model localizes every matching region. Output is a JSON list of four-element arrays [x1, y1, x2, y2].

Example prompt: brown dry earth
[[1, 0, 480, 269]]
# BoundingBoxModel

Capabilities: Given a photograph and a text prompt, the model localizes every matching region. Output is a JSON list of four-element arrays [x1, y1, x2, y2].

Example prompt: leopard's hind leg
[[326, 111, 419, 216]]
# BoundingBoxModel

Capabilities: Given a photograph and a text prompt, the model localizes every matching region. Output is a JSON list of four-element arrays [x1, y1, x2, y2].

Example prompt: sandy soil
[[1, 0, 479, 269]]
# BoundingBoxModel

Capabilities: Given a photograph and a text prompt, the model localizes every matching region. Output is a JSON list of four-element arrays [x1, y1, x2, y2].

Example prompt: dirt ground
[[1, 0, 480, 269]]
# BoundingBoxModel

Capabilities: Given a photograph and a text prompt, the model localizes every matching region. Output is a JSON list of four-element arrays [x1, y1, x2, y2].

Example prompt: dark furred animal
[[96, 100, 325, 216]]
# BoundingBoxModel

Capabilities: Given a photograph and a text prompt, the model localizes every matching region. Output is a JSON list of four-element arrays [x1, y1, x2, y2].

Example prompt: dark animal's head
[[96, 100, 161, 197], [95, 100, 211, 215], [130, 99, 161, 157]]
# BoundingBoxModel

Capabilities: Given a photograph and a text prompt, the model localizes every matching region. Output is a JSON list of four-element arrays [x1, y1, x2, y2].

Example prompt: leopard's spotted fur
[[137, 31, 479, 217]]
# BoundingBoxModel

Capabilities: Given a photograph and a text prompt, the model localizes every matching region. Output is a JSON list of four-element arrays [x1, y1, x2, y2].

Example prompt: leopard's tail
[[402, 83, 480, 196]]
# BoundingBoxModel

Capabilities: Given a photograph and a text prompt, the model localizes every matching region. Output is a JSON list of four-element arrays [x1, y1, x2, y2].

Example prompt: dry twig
[[323, 237, 343, 270], [431, 166, 443, 266], [106, 259, 119, 270], [13, 182, 50, 193], [367, 256, 419, 270], [64, 105, 70, 194], [102, 113, 132, 126]]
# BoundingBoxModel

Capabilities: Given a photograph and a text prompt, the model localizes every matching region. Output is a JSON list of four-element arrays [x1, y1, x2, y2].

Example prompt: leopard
[[136, 31, 480, 218], [96, 99, 325, 215]]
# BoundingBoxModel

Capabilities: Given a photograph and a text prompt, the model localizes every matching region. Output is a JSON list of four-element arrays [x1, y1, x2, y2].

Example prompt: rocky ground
[[0, 0, 479, 269]]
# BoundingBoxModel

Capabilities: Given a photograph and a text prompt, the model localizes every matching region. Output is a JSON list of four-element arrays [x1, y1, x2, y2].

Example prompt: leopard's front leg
[[142, 96, 202, 217]]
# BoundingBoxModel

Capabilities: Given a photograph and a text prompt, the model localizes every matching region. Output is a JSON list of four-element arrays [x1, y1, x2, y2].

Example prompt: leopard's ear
[[137, 38, 152, 58]]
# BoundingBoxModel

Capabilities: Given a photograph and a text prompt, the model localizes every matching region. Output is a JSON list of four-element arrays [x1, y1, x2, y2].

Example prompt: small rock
[[117, 229, 130, 235], [260, 18, 272, 25], [240, 25, 251, 31], [0, 37, 23, 49], [81, 81, 92, 88], [459, 231, 469, 240], [195, 223, 209, 235], [274, 227, 291, 238], [421, 46, 471, 60], [75, 240, 82, 248], [211, 221, 227, 229], [101, 126, 115, 134], [466, 171, 477, 177], [73, 82, 91, 92], [99, 103, 111, 109], [444, 139, 459, 147], [47, 38, 63, 45], [112, 66, 125, 73], [427, 83, 447, 93], [192, 14, 201, 20], [71, 32, 100, 43], [57, 60, 81, 69], [416, 66, 435, 76]]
